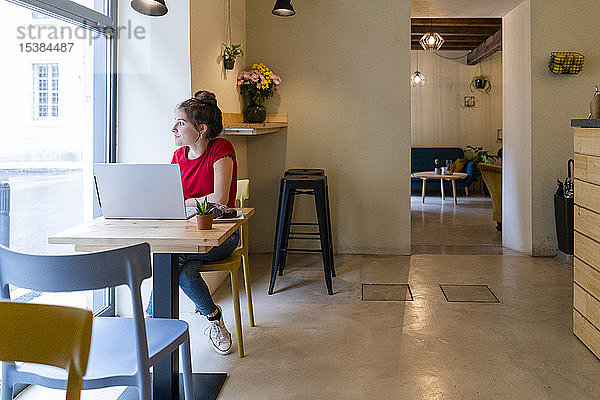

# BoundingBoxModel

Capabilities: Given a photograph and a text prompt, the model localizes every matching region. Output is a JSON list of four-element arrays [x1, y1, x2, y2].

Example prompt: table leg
[[421, 178, 426, 203], [452, 180, 457, 204], [153, 253, 180, 400], [147, 254, 227, 400], [440, 179, 445, 200]]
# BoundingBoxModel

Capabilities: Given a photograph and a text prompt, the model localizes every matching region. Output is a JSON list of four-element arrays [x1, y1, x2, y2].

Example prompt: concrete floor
[[18, 195, 600, 399]]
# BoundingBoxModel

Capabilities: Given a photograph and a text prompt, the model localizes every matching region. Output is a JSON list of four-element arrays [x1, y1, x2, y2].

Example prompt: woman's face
[[172, 109, 205, 146]]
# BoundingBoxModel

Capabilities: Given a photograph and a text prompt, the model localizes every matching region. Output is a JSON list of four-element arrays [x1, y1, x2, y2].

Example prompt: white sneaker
[[204, 305, 232, 355]]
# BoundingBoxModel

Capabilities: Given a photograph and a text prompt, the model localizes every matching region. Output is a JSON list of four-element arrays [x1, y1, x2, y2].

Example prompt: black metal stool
[[269, 174, 334, 295], [284, 168, 325, 176], [282, 169, 334, 277]]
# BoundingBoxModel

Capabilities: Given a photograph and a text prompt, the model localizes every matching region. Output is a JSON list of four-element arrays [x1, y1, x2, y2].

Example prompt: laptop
[[94, 163, 197, 219]]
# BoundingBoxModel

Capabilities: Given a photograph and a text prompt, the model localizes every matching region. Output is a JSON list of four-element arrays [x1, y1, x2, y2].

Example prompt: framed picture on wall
[[463, 95, 476, 108], [496, 128, 503, 142]]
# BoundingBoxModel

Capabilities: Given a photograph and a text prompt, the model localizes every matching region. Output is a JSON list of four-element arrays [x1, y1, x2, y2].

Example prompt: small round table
[[411, 171, 468, 204]]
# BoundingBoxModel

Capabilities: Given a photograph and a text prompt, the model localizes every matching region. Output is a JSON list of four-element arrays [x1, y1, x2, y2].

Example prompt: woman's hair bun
[[178, 92, 223, 139], [193, 90, 218, 107]]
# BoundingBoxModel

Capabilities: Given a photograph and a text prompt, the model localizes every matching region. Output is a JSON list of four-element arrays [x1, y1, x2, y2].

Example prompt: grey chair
[[0, 242, 193, 400]]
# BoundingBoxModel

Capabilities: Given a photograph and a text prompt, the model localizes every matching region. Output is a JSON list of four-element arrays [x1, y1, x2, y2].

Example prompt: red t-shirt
[[172, 138, 238, 208]]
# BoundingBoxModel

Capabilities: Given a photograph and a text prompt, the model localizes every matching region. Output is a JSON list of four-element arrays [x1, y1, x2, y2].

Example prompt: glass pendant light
[[410, 50, 426, 87], [272, 0, 295, 16], [419, 19, 444, 52], [131, 0, 167, 16]]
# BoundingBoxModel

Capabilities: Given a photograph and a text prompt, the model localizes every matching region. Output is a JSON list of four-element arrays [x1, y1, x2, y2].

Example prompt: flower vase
[[244, 104, 266, 123]]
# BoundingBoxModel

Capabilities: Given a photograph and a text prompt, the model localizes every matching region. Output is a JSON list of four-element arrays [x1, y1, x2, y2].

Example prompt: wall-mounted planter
[[549, 52, 585, 75]]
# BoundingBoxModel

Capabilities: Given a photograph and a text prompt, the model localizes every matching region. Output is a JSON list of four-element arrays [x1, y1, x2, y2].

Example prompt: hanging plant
[[470, 62, 492, 94], [221, 0, 242, 71], [222, 43, 244, 70], [470, 74, 492, 94]]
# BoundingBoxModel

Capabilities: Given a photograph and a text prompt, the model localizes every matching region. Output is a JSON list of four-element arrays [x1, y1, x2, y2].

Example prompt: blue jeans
[[146, 229, 239, 316]]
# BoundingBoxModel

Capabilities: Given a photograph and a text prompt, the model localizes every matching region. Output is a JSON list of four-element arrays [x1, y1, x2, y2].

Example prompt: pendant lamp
[[419, 19, 444, 52], [272, 0, 295, 16], [131, 0, 168, 16], [410, 50, 426, 87]]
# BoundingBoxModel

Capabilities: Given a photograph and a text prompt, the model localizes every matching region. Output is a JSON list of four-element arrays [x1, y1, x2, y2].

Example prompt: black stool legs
[[314, 183, 333, 294], [269, 174, 334, 295]]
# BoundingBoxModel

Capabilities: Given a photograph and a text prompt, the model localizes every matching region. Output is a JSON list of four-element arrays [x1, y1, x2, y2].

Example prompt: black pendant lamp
[[272, 0, 295, 16], [131, 0, 168, 16]]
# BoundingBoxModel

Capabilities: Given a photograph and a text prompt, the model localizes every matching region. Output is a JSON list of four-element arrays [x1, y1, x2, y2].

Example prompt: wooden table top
[[48, 208, 254, 254], [411, 171, 468, 180]]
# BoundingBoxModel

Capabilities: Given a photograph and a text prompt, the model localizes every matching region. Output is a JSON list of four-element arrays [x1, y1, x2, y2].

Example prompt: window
[[33, 63, 59, 120], [0, 0, 116, 313], [1, 0, 116, 395]]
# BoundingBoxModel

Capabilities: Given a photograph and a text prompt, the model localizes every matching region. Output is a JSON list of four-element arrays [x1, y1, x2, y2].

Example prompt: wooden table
[[411, 171, 468, 204], [48, 208, 254, 400]]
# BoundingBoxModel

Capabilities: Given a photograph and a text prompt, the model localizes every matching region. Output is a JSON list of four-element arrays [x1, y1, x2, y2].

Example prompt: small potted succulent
[[470, 74, 492, 94], [195, 198, 213, 230], [222, 43, 244, 70]]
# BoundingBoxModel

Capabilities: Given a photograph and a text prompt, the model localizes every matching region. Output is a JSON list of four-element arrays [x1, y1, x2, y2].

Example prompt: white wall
[[503, 0, 600, 256], [411, 50, 502, 154], [117, 4, 190, 163], [503, 0, 532, 254]]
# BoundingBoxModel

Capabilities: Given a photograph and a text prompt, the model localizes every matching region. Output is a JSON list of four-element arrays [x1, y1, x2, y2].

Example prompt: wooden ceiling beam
[[411, 18, 502, 27], [411, 26, 499, 35], [411, 44, 475, 51], [412, 37, 487, 43], [466, 29, 502, 65], [412, 32, 491, 38]]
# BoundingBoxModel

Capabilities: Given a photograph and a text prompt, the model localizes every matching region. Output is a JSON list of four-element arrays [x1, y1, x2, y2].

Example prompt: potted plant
[[237, 63, 282, 123], [463, 145, 499, 193], [222, 43, 243, 70], [194, 198, 213, 230], [463, 145, 498, 165], [470, 74, 492, 94]]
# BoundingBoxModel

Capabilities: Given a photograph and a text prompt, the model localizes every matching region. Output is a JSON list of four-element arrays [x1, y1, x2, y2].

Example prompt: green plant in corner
[[222, 43, 243, 70], [463, 145, 498, 165], [195, 198, 213, 216]]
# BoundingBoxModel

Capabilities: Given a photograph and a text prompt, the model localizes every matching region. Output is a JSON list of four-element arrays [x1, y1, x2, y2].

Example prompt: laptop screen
[[94, 163, 190, 219]]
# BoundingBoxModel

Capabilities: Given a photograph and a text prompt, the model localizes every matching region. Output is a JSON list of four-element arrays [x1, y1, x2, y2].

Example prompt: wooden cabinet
[[574, 126, 600, 359]]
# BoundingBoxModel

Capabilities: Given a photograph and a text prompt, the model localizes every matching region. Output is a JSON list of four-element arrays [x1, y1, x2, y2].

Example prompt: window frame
[[7, 0, 114, 31]]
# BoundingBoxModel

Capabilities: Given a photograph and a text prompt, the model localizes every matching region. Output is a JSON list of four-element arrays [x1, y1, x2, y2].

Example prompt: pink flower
[[270, 74, 281, 85]]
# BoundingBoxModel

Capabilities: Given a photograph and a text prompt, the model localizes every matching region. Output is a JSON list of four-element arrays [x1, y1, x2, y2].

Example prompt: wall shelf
[[222, 113, 287, 136]]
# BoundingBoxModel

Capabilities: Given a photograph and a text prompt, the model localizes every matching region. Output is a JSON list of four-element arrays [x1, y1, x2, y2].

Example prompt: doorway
[[409, 18, 504, 254]]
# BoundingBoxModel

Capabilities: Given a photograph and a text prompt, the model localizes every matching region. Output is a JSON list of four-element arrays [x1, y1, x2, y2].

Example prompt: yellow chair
[[200, 179, 254, 357], [478, 163, 502, 231], [0, 301, 93, 400]]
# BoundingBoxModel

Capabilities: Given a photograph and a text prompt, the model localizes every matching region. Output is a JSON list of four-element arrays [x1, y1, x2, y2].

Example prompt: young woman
[[147, 92, 238, 355]]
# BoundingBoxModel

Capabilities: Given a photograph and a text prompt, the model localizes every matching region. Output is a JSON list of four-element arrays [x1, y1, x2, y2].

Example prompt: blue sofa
[[411, 147, 475, 193]]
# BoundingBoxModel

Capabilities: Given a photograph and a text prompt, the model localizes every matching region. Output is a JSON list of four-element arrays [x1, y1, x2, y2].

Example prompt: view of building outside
[[0, 0, 101, 311]]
